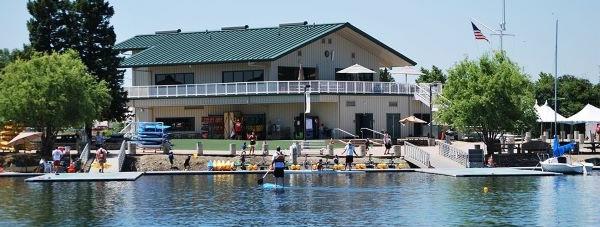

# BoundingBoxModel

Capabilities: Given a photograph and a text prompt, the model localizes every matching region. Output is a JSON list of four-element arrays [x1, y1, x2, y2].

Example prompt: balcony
[[125, 80, 418, 99]]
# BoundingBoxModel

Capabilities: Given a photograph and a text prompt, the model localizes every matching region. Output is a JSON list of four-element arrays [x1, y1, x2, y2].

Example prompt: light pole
[[429, 82, 440, 138], [303, 84, 311, 140]]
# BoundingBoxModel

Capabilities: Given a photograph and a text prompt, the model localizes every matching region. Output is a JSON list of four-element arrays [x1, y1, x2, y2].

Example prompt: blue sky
[[1, 0, 599, 84]]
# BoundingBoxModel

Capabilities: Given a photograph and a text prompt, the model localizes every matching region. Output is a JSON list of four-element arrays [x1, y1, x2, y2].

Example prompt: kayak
[[262, 183, 285, 189]]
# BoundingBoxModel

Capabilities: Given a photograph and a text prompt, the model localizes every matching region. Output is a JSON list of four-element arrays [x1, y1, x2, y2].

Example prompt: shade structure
[[565, 104, 600, 123], [400, 115, 427, 124], [389, 66, 424, 75], [7, 132, 42, 146], [534, 101, 567, 123], [336, 64, 376, 74]]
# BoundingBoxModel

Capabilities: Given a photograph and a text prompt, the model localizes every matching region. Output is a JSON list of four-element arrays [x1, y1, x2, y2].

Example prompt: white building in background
[[116, 22, 439, 140]]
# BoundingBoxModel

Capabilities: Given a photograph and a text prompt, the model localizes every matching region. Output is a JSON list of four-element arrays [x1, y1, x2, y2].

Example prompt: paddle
[[257, 170, 269, 185]]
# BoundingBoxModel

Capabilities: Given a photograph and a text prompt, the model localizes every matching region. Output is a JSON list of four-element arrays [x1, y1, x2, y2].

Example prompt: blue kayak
[[262, 183, 285, 189]]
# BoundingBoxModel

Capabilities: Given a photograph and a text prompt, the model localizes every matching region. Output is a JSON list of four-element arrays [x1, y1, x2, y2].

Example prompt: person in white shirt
[[52, 148, 62, 174], [340, 140, 358, 171]]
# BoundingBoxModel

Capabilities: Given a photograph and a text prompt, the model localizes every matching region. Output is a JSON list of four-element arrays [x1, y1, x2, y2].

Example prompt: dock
[[25, 172, 143, 182], [415, 168, 561, 177]]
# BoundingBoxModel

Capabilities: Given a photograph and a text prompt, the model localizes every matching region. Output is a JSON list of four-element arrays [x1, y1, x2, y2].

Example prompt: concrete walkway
[[89, 150, 120, 173], [419, 145, 465, 168]]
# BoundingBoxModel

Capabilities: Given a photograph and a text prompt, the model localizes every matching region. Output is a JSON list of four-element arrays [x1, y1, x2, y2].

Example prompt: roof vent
[[155, 29, 181, 34], [279, 21, 308, 27], [221, 25, 249, 31]]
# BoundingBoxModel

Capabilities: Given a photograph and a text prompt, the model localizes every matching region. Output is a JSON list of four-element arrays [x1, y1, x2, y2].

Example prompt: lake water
[[1, 172, 600, 226]]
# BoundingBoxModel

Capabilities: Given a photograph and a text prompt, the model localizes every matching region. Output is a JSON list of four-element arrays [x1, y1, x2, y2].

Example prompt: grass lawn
[[171, 139, 344, 150]]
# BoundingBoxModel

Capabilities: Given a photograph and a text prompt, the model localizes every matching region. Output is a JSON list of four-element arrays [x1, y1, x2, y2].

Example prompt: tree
[[417, 65, 447, 84], [436, 52, 536, 154], [534, 73, 597, 116], [0, 51, 110, 156], [0, 45, 34, 72], [379, 68, 394, 82], [27, 0, 127, 122]]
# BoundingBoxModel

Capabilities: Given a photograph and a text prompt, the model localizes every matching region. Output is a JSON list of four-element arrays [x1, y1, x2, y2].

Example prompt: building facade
[[117, 22, 436, 140]]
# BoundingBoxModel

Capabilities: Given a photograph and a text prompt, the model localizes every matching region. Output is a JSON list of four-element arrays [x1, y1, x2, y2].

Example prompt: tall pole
[[429, 84, 433, 138], [500, 0, 506, 51], [553, 19, 558, 138], [303, 86, 307, 141]]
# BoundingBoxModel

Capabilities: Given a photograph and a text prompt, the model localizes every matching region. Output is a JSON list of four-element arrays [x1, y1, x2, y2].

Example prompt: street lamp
[[303, 84, 311, 141]]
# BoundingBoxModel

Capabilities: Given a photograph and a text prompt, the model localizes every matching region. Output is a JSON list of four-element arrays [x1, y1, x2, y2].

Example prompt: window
[[155, 73, 194, 85], [346, 101, 356, 107], [335, 68, 374, 81], [156, 117, 195, 131], [278, 66, 317, 80], [389, 102, 398, 107], [297, 50, 302, 56], [222, 70, 264, 83], [328, 38, 332, 44]]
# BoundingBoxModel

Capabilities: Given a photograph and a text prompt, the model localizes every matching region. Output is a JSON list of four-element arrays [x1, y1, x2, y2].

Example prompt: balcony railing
[[125, 80, 418, 99]]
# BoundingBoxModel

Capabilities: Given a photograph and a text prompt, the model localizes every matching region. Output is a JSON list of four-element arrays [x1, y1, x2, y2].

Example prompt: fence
[[117, 141, 127, 172], [436, 141, 469, 167], [403, 142, 431, 168]]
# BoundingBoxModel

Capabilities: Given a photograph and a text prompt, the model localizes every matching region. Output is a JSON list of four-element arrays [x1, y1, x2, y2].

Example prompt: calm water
[[1, 172, 600, 226]]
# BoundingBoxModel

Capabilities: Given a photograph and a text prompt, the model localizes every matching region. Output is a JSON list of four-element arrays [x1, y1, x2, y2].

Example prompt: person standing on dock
[[52, 147, 62, 174], [168, 150, 175, 169], [341, 141, 358, 171], [96, 147, 107, 173], [248, 131, 257, 155], [383, 131, 392, 155]]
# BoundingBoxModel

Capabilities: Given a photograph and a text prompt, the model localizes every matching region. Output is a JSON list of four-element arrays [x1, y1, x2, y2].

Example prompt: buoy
[[483, 187, 489, 193]]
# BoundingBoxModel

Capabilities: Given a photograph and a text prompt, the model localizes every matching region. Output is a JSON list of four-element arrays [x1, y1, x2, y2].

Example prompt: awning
[[336, 64, 376, 74], [400, 115, 427, 124], [565, 104, 600, 123], [535, 101, 567, 123]]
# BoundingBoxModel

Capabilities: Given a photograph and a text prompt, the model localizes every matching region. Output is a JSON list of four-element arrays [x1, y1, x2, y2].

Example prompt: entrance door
[[355, 113, 373, 138], [413, 113, 431, 137], [386, 113, 402, 138]]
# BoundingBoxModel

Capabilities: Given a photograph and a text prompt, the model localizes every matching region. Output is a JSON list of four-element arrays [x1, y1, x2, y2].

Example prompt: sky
[[1, 0, 599, 85]]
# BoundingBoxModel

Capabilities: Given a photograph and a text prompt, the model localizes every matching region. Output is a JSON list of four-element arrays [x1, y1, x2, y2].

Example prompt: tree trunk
[[39, 126, 56, 157]]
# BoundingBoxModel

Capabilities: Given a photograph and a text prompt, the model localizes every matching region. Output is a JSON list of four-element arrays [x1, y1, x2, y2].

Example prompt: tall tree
[[436, 52, 536, 155], [0, 51, 110, 156], [379, 68, 394, 82], [534, 72, 597, 116], [417, 65, 447, 84]]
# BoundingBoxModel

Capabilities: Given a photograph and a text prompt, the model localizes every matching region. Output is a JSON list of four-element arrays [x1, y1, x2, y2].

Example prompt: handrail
[[125, 80, 416, 98], [117, 141, 127, 172], [436, 141, 469, 167], [79, 143, 90, 164], [360, 128, 385, 138], [403, 142, 431, 168], [333, 128, 359, 139]]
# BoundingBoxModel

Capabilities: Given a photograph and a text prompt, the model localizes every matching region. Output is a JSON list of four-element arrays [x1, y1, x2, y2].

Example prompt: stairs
[[300, 140, 327, 150], [414, 83, 442, 111]]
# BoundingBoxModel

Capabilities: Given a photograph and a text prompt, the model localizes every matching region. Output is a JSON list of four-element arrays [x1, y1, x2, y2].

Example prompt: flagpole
[[553, 19, 558, 138]]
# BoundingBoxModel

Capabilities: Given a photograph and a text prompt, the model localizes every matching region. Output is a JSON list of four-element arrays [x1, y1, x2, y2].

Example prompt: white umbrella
[[389, 66, 423, 76], [336, 64, 376, 74], [7, 132, 42, 146], [400, 116, 427, 124]]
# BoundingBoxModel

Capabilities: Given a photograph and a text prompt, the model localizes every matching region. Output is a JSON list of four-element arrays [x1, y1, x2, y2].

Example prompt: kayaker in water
[[271, 146, 286, 187]]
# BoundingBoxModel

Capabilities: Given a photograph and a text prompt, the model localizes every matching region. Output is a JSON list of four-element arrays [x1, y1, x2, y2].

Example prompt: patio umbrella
[[7, 132, 42, 146], [399, 116, 427, 125], [336, 64, 376, 74]]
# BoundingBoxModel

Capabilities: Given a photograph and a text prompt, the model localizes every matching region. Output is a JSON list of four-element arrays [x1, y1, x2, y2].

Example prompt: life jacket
[[274, 154, 285, 168], [98, 150, 106, 160]]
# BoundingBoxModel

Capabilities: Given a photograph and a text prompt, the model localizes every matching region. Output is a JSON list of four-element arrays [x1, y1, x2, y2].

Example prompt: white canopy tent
[[534, 101, 567, 123], [565, 104, 600, 123]]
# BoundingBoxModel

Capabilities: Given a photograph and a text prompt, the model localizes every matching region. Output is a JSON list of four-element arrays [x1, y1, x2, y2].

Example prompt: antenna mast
[[490, 0, 514, 52]]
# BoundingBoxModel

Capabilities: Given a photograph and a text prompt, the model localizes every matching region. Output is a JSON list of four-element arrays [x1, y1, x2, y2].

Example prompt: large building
[[116, 22, 438, 140]]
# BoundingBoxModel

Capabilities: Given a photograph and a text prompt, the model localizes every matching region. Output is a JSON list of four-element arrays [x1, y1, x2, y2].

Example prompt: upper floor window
[[222, 70, 264, 83], [155, 73, 194, 85]]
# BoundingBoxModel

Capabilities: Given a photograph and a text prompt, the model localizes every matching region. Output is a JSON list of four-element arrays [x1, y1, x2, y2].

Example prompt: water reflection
[[1, 173, 600, 225]]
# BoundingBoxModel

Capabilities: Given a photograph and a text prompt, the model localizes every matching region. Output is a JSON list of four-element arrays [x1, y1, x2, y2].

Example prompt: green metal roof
[[115, 22, 416, 67]]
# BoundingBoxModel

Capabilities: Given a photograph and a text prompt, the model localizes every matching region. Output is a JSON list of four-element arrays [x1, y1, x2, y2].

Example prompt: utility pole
[[553, 19, 558, 138], [488, 0, 514, 52]]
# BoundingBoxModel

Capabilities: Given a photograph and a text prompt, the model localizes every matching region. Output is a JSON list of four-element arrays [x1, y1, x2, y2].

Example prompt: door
[[386, 113, 402, 139], [413, 113, 431, 137], [355, 113, 373, 138]]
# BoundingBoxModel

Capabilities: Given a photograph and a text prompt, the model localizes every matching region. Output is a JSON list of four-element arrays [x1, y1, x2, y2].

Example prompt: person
[[383, 131, 392, 155], [241, 142, 248, 153], [184, 155, 191, 171], [96, 146, 107, 173], [240, 151, 247, 170], [38, 158, 46, 173], [52, 147, 63, 174], [271, 146, 286, 187], [74, 158, 82, 172], [67, 161, 77, 173], [95, 131, 105, 148], [234, 119, 242, 140], [319, 124, 325, 139], [334, 155, 339, 165], [341, 141, 358, 171], [248, 131, 257, 155], [168, 150, 175, 169], [317, 159, 324, 171], [365, 138, 371, 151]]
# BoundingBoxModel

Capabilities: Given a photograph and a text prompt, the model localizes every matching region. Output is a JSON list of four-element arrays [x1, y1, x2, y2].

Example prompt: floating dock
[[0, 172, 44, 178], [25, 172, 143, 182], [416, 168, 561, 177]]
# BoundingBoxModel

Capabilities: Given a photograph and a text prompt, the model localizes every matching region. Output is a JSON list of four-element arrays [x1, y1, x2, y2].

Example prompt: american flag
[[471, 22, 489, 42]]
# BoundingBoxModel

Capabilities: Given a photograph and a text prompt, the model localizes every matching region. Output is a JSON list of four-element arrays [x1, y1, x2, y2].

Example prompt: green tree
[[417, 65, 447, 83], [27, 0, 127, 122], [534, 73, 597, 116], [436, 52, 536, 154], [0, 51, 110, 156], [379, 68, 394, 82]]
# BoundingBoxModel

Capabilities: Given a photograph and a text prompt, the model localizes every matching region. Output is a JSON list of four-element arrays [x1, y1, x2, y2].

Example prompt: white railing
[[436, 141, 469, 167], [79, 143, 90, 164], [333, 128, 359, 139], [414, 83, 443, 108], [117, 141, 127, 172], [403, 142, 431, 168], [125, 80, 416, 98]]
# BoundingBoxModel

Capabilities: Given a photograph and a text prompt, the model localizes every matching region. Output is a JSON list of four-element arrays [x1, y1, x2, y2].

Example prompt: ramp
[[419, 146, 465, 168], [89, 151, 121, 173]]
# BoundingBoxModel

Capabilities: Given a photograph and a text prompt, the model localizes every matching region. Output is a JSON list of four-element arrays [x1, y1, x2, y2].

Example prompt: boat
[[540, 136, 593, 174]]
